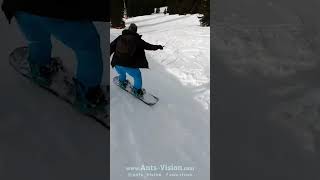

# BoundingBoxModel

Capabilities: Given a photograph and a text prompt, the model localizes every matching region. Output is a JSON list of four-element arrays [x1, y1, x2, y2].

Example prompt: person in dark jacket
[[110, 23, 163, 97], [1, 0, 109, 106]]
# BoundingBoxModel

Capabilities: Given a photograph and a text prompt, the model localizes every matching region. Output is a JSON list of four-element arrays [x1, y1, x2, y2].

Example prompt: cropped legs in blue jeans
[[15, 11, 103, 88], [115, 65, 142, 89]]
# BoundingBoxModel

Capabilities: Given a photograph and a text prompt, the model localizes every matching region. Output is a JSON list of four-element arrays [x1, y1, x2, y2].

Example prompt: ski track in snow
[[110, 13, 210, 179]]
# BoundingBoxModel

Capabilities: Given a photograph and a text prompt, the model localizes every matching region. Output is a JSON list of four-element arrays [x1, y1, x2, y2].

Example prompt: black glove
[[157, 45, 164, 50]]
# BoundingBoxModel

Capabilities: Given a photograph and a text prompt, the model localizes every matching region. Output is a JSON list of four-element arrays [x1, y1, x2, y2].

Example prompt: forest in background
[[111, 0, 210, 27]]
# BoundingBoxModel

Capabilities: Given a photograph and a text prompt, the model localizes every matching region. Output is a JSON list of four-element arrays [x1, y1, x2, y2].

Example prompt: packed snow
[[110, 13, 210, 179]]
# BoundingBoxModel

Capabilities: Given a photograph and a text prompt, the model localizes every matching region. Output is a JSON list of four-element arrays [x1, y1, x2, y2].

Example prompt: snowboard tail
[[9, 47, 110, 129]]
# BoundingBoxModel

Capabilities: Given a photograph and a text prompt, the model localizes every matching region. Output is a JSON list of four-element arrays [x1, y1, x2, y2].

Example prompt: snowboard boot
[[85, 86, 106, 106], [119, 79, 129, 89], [73, 78, 107, 113], [132, 87, 145, 98], [29, 59, 60, 87]]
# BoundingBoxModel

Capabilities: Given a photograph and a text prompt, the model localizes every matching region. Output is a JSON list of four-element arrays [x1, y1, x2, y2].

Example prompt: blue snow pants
[[15, 11, 103, 88], [115, 65, 142, 89]]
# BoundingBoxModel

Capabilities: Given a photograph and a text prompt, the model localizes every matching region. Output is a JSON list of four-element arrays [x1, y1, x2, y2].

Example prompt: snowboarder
[[110, 23, 164, 97], [1, 0, 109, 107]]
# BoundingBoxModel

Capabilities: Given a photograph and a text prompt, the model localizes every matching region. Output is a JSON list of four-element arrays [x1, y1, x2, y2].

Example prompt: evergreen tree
[[126, 0, 167, 17], [137, 0, 144, 16], [190, 0, 201, 13], [199, 0, 209, 26], [127, 0, 137, 17], [167, 0, 177, 14], [146, 1, 156, 15], [167, 0, 201, 15], [111, 0, 125, 28]]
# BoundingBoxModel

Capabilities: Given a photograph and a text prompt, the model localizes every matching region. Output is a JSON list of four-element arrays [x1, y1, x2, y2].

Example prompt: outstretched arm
[[143, 40, 163, 50]]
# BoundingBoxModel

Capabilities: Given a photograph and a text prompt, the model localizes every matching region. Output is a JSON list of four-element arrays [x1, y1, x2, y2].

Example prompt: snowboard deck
[[9, 47, 109, 129], [112, 76, 159, 106]]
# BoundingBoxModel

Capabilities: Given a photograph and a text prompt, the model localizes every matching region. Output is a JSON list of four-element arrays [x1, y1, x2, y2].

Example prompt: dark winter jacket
[[1, 0, 109, 23], [110, 30, 161, 69]]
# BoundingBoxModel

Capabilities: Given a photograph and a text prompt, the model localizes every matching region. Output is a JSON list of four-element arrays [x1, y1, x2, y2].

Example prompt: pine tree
[[167, 0, 177, 14], [167, 0, 201, 15], [140, 1, 145, 15], [146, 1, 155, 15], [127, 0, 137, 17], [111, 0, 125, 28], [126, 0, 167, 17], [199, 0, 209, 26], [190, 0, 201, 13]]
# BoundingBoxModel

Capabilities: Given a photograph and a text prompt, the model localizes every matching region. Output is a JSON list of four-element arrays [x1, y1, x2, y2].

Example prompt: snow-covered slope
[[110, 13, 210, 179], [0, 5, 109, 179]]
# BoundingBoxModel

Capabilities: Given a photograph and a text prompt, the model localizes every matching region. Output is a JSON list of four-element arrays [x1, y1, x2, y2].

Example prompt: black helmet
[[128, 23, 137, 33]]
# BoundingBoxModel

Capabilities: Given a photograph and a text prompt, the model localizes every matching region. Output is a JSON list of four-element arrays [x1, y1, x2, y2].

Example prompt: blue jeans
[[115, 65, 142, 89], [15, 12, 103, 88]]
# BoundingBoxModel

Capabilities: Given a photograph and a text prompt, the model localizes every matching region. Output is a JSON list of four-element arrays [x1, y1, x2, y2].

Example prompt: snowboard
[[112, 76, 159, 106], [9, 46, 109, 129]]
